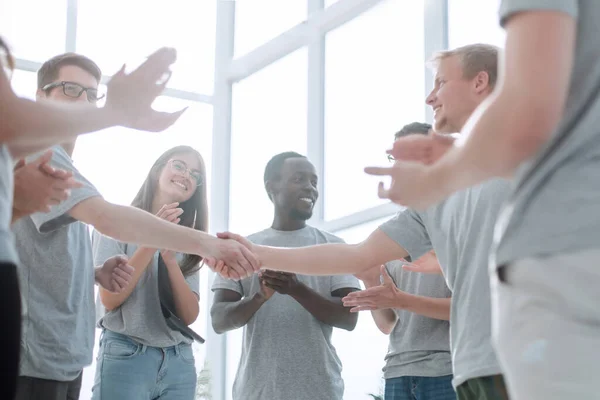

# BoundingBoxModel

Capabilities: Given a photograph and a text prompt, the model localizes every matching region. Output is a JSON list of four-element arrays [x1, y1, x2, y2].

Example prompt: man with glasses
[[11, 53, 257, 400], [344, 122, 454, 400]]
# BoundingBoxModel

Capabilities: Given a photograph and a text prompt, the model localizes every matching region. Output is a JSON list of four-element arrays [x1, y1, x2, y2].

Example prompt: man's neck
[[271, 214, 306, 232]]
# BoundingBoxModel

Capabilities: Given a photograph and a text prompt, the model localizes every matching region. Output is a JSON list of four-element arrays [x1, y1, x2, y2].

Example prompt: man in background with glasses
[[345, 122, 454, 400], [12, 52, 258, 400]]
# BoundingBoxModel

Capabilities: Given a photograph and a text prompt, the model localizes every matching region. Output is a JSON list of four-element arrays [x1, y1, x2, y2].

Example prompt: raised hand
[[13, 149, 82, 217], [402, 251, 443, 275], [155, 202, 183, 224], [342, 265, 404, 312], [388, 132, 456, 165], [104, 47, 186, 132], [260, 270, 300, 296], [96, 255, 134, 293]]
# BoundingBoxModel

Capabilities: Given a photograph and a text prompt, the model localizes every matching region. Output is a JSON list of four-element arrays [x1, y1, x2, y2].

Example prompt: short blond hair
[[428, 43, 500, 89]]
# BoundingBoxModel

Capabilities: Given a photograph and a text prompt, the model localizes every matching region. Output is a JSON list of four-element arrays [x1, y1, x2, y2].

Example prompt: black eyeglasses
[[42, 81, 104, 103], [169, 159, 203, 186]]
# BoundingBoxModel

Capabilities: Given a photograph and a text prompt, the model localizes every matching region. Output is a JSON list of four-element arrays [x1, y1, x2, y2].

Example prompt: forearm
[[165, 261, 199, 325], [99, 247, 155, 310], [400, 293, 450, 321], [290, 284, 357, 331], [256, 243, 395, 276], [437, 92, 551, 192], [3, 96, 118, 155], [210, 295, 266, 334], [363, 278, 397, 334], [83, 202, 215, 257]]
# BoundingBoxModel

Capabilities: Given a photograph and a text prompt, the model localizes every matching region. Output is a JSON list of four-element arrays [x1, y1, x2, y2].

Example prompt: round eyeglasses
[[169, 159, 203, 186]]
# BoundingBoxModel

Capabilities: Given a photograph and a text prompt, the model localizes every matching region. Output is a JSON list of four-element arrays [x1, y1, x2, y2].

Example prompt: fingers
[[240, 245, 260, 272], [33, 150, 53, 167], [203, 257, 217, 269], [364, 166, 393, 177], [261, 275, 286, 287], [349, 306, 376, 313], [377, 181, 390, 200], [111, 273, 130, 292], [380, 265, 394, 284], [13, 159, 26, 170], [130, 47, 177, 84]]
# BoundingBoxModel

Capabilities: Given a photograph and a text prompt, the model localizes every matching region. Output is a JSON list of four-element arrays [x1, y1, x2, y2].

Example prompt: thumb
[[13, 159, 26, 170], [115, 255, 129, 264], [216, 231, 236, 240], [380, 265, 394, 284], [34, 149, 53, 166]]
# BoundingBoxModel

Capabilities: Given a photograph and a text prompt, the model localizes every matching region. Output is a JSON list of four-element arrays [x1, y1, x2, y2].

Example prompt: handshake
[[202, 231, 261, 280]]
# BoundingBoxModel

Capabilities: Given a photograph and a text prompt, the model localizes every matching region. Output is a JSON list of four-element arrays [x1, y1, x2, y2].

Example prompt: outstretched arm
[[214, 228, 409, 276], [70, 197, 259, 279], [1, 47, 184, 158]]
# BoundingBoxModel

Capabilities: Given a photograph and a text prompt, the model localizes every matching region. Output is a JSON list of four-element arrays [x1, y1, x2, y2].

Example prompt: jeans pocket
[[178, 345, 195, 365], [104, 338, 141, 360]]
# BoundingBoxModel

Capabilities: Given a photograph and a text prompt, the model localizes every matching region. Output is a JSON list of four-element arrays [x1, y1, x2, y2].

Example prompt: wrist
[[288, 282, 307, 299]]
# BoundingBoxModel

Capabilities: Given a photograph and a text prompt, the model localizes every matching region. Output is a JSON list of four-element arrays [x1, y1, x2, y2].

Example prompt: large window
[[331, 217, 395, 400], [234, 0, 307, 57], [448, 0, 505, 48], [323, 0, 425, 221], [229, 48, 308, 236], [0, 0, 67, 62], [77, 0, 216, 94]]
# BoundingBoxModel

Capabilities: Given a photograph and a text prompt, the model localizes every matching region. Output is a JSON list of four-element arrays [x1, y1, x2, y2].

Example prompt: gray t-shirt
[[211, 226, 361, 400], [13, 145, 101, 381], [0, 145, 17, 264], [93, 231, 200, 347], [494, 1, 600, 266], [383, 260, 452, 379], [380, 178, 510, 388]]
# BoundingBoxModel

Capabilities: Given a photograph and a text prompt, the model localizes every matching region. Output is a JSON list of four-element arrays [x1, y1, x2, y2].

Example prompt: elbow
[[183, 303, 200, 326], [210, 307, 227, 334], [340, 313, 359, 332], [380, 325, 394, 335]]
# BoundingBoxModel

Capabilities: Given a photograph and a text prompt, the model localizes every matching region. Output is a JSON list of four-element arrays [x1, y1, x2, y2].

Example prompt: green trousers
[[456, 375, 510, 400]]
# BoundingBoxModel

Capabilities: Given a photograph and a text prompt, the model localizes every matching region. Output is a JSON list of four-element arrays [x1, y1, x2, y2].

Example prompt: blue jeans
[[92, 330, 197, 400], [385, 375, 456, 400]]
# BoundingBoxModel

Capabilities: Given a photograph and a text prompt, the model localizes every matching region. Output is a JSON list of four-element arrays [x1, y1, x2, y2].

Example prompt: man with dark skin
[[211, 152, 360, 400]]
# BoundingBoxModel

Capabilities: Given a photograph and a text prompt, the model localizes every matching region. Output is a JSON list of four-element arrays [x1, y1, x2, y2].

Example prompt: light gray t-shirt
[[211, 226, 360, 400], [383, 260, 452, 379], [380, 178, 510, 388], [0, 145, 17, 264], [494, 1, 600, 266], [13, 145, 101, 381], [93, 231, 200, 347]]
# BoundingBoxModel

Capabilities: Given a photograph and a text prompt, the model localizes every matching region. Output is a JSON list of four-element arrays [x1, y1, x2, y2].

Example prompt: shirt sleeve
[[378, 209, 433, 262], [29, 146, 102, 233], [499, 0, 578, 27], [185, 270, 200, 296], [92, 229, 126, 267], [211, 273, 244, 296]]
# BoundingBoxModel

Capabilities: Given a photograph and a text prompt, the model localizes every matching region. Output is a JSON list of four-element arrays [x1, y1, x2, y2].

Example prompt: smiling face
[[269, 157, 319, 221], [426, 55, 488, 133], [156, 151, 203, 204]]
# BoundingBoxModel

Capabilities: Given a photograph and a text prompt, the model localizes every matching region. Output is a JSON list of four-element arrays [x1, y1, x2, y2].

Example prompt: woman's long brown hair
[[0, 36, 15, 72], [131, 146, 208, 277]]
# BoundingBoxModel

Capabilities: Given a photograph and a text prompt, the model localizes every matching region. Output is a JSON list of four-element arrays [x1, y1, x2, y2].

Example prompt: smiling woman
[[91, 145, 207, 400]]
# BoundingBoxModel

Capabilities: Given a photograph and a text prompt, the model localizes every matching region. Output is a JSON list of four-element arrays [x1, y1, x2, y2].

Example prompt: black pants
[[0, 262, 21, 400], [16, 373, 83, 400]]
